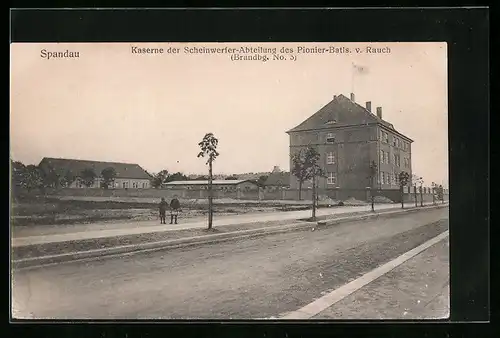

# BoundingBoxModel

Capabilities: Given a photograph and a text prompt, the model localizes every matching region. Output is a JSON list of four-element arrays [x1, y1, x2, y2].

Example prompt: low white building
[[38, 157, 152, 189], [163, 179, 259, 191]]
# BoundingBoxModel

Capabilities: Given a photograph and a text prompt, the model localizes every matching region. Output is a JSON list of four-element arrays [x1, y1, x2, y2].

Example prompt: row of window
[[75, 180, 148, 188], [326, 152, 336, 164], [380, 171, 399, 186], [380, 130, 409, 150], [380, 150, 410, 168]]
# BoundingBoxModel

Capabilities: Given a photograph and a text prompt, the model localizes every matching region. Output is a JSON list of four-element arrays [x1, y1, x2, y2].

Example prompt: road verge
[[12, 204, 448, 269]]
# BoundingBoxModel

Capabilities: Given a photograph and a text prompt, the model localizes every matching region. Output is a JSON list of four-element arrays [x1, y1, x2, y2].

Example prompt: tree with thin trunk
[[150, 170, 169, 188], [41, 164, 62, 189], [61, 169, 75, 188], [101, 167, 117, 189], [301, 147, 324, 221], [80, 168, 97, 188], [197, 133, 219, 230], [291, 149, 311, 200], [368, 161, 378, 212], [11, 161, 43, 194], [398, 171, 410, 209]]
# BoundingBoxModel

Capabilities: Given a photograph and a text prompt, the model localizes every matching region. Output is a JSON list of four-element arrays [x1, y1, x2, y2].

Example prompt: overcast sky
[[10, 42, 448, 186]]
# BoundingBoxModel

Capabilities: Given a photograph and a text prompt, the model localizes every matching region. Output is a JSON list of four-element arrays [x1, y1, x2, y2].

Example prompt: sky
[[10, 42, 448, 186]]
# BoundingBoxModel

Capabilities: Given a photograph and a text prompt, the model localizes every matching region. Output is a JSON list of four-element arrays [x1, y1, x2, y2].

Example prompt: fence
[[13, 186, 449, 203]]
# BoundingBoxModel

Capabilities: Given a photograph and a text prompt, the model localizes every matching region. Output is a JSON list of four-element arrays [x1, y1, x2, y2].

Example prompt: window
[[326, 119, 337, 124], [77, 180, 83, 188], [132, 182, 138, 189], [326, 133, 335, 143], [384, 132, 389, 143], [123, 181, 129, 189], [327, 152, 335, 164], [327, 172, 337, 185], [380, 150, 389, 164], [381, 172, 385, 185], [393, 137, 396, 146]]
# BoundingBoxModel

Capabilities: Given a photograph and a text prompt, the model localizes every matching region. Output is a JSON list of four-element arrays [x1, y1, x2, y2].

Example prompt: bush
[[337, 201, 345, 206]]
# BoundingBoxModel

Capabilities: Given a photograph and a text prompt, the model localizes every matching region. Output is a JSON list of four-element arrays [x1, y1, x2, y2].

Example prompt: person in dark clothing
[[170, 197, 181, 224], [159, 197, 168, 224]]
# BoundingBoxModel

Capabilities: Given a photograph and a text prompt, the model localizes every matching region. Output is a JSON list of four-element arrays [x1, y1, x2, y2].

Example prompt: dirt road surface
[[11, 208, 449, 319]]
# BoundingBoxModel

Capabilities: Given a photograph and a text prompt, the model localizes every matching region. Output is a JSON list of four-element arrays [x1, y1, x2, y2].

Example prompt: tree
[[304, 147, 325, 221], [166, 172, 188, 182], [101, 167, 117, 189], [290, 147, 324, 218], [40, 164, 62, 189], [225, 175, 239, 180], [150, 170, 169, 188], [194, 175, 209, 181], [398, 171, 410, 209], [11, 161, 45, 194], [11, 160, 26, 190], [367, 161, 378, 212], [437, 185, 444, 203], [80, 168, 97, 188], [61, 169, 76, 188], [25, 165, 44, 192], [257, 175, 268, 186], [197, 132, 219, 230], [291, 149, 311, 200]]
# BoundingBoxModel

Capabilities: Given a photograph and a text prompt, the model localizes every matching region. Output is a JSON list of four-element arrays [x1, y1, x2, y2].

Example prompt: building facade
[[286, 93, 413, 190], [38, 157, 151, 189]]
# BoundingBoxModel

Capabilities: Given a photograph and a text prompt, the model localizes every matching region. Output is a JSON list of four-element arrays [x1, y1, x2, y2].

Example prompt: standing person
[[159, 197, 168, 224], [170, 197, 181, 224]]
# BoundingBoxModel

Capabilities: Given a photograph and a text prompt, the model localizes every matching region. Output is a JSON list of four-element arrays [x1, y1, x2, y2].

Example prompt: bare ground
[[11, 208, 448, 319]]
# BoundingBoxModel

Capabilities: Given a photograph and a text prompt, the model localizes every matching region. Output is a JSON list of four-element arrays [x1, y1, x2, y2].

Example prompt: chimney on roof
[[350, 93, 355, 101], [376, 107, 382, 119], [333, 95, 337, 99], [366, 101, 372, 112]]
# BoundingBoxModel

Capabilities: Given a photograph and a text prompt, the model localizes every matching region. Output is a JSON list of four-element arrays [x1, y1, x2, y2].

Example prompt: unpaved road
[[11, 208, 449, 319]]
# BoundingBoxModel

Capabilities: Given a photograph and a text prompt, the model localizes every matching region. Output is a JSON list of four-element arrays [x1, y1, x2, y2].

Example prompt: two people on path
[[159, 197, 181, 224]]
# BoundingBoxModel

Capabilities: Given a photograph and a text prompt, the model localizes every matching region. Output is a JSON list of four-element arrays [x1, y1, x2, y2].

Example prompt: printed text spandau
[[40, 49, 80, 60]]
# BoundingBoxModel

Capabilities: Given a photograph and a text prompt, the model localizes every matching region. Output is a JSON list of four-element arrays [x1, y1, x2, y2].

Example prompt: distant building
[[163, 179, 259, 191], [237, 172, 271, 180], [38, 157, 151, 189], [264, 166, 290, 188], [286, 93, 413, 190]]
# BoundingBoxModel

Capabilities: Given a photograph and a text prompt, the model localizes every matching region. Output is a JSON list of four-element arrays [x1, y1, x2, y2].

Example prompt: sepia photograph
[[10, 41, 449, 320]]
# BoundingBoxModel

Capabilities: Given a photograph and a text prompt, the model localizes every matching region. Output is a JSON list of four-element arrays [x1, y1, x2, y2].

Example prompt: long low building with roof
[[38, 157, 152, 189], [163, 179, 259, 191]]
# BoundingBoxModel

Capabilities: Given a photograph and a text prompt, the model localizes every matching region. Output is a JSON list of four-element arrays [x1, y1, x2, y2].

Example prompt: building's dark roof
[[39, 157, 151, 179], [164, 180, 255, 186], [264, 172, 290, 186], [287, 94, 412, 142]]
